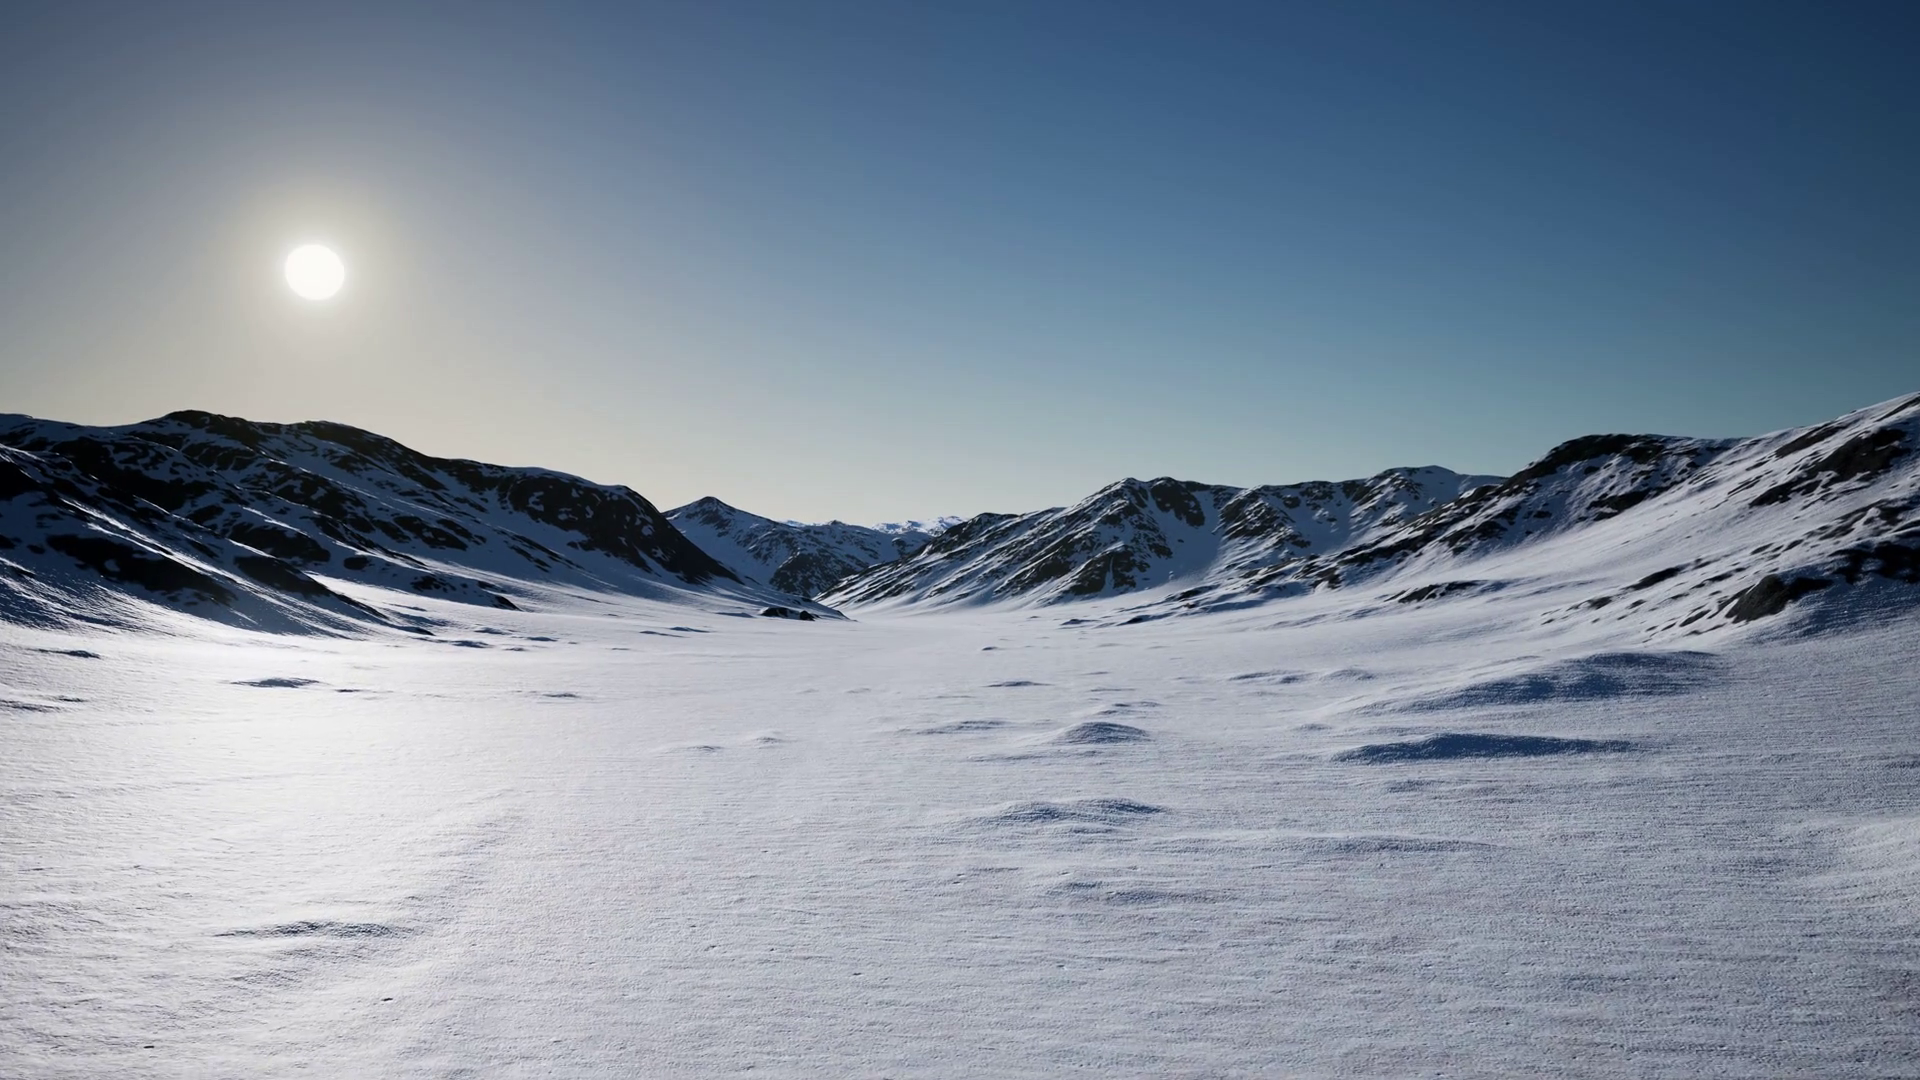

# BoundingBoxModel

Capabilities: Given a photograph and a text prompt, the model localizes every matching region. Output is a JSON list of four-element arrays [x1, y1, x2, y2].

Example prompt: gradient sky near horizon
[[3, 1, 1917, 522]]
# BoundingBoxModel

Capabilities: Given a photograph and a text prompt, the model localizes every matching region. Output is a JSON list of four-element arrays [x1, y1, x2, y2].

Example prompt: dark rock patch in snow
[[1311, 833, 1498, 853], [45, 534, 234, 606], [1227, 669, 1307, 683], [220, 920, 409, 939], [0, 698, 62, 712], [1752, 427, 1909, 506], [1392, 580, 1486, 603], [1726, 574, 1833, 622], [988, 679, 1047, 687], [1630, 566, 1687, 590], [760, 605, 818, 621], [233, 677, 319, 689], [1836, 541, 1920, 584], [1335, 732, 1638, 763], [1048, 880, 1213, 905], [915, 719, 1010, 735], [1057, 721, 1151, 744], [983, 798, 1164, 825]]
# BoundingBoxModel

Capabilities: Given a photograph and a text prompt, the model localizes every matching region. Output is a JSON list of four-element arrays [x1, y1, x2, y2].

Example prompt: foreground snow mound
[[0, 411, 814, 631], [666, 496, 941, 598], [1395, 651, 1722, 711], [1335, 732, 1640, 762]]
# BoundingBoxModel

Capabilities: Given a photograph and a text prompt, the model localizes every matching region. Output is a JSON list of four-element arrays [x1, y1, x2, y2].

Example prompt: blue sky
[[3, 1, 1916, 521]]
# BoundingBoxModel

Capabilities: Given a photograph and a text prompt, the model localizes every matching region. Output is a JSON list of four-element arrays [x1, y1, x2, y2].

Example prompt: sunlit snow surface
[[5, 586, 1920, 1077]]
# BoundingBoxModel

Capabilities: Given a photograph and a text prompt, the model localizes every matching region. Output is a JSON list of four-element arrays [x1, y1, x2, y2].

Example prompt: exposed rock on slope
[[0, 411, 795, 631], [6, 391, 1915, 638], [823, 392, 1920, 637], [1269, 391, 1920, 635], [667, 496, 945, 597], [822, 468, 1498, 607]]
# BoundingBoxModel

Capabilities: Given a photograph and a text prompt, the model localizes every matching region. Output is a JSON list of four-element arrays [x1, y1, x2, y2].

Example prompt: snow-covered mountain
[[821, 468, 1500, 607], [1239, 389, 1920, 638], [665, 497, 944, 598], [9, 394, 1920, 1078], [0, 411, 819, 632], [826, 392, 1920, 639], [5, 393, 1916, 637]]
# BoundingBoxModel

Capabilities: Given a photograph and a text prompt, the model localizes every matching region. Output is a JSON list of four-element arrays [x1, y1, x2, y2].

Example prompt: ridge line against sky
[[3, 1, 1917, 522]]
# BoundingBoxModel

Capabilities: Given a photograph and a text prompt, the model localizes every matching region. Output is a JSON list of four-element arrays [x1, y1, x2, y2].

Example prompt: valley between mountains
[[4, 393, 1920, 1077], [4, 391, 1917, 638]]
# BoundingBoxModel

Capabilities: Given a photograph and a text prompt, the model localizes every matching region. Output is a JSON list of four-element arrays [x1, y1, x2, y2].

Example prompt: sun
[[284, 244, 346, 300]]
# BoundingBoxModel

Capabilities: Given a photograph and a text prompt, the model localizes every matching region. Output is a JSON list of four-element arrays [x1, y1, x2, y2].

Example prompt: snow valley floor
[[4, 585, 1920, 1078]]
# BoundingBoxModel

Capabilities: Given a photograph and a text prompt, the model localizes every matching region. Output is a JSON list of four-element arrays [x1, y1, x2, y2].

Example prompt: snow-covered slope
[[6, 558, 1919, 1077], [825, 393, 1920, 639], [665, 497, 943, 598], [1146, 389, 1920, 638], [8, 395, 1920, 1078], [0, 411, 818, 632], [6, 393, 1917, 638], [822, 468, 1499, 608]]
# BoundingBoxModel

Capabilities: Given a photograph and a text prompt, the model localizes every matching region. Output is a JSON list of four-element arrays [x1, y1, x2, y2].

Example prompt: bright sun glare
[[284, 244, 346, 300]]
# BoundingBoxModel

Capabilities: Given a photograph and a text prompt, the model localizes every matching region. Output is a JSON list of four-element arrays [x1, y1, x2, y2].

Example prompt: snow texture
[[4, 394, 1920, 1076]]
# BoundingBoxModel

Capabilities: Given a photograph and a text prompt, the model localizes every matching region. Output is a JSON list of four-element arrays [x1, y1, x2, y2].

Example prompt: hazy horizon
[[5, 1, 1918, 521], [8, 387, 1917, 528]]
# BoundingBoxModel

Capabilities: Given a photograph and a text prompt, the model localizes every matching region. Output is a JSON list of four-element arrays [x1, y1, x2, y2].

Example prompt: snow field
[[4, 587, 1919, 1077]]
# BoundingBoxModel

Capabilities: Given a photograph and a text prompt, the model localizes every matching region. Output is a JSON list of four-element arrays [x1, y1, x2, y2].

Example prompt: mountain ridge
[[2, 393, 1915, 636], [0, 410, 814, 632], [665, 496, 944, 598], [822, 467, 1502, 607], [822, 392, 1920, 637]]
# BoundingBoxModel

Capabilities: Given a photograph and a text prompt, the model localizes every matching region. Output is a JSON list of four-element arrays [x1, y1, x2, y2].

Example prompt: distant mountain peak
[[666, 498, 945, 599], [4, 392, 1915, 639], [824, 467, 1501, 608]]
